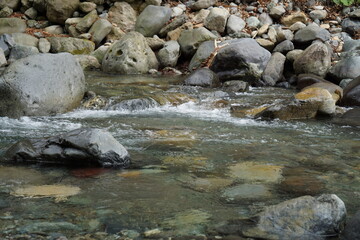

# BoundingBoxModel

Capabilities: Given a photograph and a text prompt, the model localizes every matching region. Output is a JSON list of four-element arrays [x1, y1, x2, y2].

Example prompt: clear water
[[0, 72, 359, 239]]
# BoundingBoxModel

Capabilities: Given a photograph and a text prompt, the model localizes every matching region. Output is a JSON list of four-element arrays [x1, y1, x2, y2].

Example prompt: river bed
[[0, 72, 359, 239]]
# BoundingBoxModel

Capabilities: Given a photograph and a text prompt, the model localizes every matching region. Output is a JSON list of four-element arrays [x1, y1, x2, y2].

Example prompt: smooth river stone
[[161, 209, 211, 236], [228, 162, 283, 183], [221, 184, 271, 203], [176, 174, 233, 192]]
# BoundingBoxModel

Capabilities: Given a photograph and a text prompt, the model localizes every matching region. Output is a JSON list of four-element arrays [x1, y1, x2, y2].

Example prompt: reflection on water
[[0, 72, 359, 238]]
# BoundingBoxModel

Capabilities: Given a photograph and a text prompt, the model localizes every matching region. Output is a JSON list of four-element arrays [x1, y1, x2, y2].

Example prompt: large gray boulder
[[102, 31, 158, 74], [108, 2, 137, 32], [135, 5, 172, 37], [178, 27, 217, 57], [210, 38, 271, 83], [3, 128, 130, 168], [0, 18, 26, 35], [47, 37, 95, 55], [261, 52, 286, 86], [327, 56, 360, 84], [46, 0, 80, 25], [0, 53, 85, 118], [204, 7, 230, 33], [293, 41, 332, 78], [242, 194, 346, 239], [157, 40, 180, 67]]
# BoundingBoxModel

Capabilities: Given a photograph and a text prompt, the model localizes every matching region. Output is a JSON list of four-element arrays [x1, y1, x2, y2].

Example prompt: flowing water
[[0, 72, 359, 239]]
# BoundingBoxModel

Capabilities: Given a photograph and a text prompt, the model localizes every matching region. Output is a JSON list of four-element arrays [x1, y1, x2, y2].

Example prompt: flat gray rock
[[4, 128, 130, 168]]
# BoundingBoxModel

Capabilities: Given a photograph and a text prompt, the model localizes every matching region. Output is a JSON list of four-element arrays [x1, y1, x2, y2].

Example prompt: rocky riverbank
[[0, 0, 359, 123], [0, 0, 360, 239]]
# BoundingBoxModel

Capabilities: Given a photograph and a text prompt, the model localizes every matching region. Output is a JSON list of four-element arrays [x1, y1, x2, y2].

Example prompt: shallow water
[[0, 72, 359, 239]]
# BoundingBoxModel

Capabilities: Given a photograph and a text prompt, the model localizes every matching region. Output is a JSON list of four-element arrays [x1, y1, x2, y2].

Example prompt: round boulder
[[102, 31, 159, 74], [0, 53, 85, 118]]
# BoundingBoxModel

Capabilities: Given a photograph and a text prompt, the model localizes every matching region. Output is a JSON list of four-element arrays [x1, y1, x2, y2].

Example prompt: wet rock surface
[[4, 128, 130, 168], [242, 194, 346, 240]]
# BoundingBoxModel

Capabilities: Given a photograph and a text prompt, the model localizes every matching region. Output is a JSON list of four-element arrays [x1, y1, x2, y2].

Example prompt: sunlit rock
[[228, 162, 283, 183], [162, 155, 207, 169], [294, 87, 336, 114], [12, 185, 81, 201], [221, 184, 272, 203], [161, 209, 211, 236], [177, 174, 233, 192]]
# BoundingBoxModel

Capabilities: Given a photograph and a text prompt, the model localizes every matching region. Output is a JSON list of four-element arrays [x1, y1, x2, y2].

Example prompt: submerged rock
[[242, 194, 346, 240], [342, 210, 360, 240], [4, 128, 130, 168], [19, 221, 80, 233], [228, 162, 283, 183], [221, 184, 271, 203], [12, 185, 81, 200], [161, 209, 211, 236]]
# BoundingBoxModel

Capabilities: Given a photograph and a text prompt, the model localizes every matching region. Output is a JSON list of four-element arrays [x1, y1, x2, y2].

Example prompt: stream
[[0, 71, 359, 239]]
